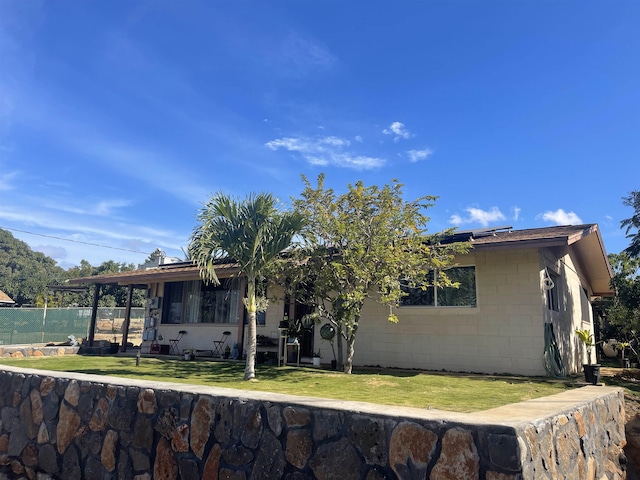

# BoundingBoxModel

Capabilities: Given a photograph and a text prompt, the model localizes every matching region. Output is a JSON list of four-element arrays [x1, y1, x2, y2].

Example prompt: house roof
[[453, 224, 613, 297], [68, 224, 613, 296], [0, 290, 15, 304]]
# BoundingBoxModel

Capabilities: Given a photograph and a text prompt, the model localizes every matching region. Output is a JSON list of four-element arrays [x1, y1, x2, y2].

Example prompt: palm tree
[[622, 190, 640, 258], [189, 192, 304, 380]]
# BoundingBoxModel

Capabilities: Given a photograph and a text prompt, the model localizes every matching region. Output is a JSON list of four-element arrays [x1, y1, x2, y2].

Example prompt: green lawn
[[0, 355, 576, 413]]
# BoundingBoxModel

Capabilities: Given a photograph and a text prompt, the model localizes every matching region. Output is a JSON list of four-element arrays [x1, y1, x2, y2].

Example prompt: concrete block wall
[[0, 366, 626, 479], [352, 248, 549, 376]]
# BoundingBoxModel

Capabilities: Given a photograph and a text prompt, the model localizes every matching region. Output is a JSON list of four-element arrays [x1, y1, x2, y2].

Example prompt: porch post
[[121, 284, 134, 352], [88, 284, 101, 347]]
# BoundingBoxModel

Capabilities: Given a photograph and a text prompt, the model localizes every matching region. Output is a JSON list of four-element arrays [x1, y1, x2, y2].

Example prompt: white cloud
[[265, 135, 385, 170], [383, 122, 413, 142], [354, 135, 363, 143], [540, 209, 582, 225], [35, 245, 68, 261], [449, 207, 506, 227], [407, 148, 433, 162], [0, 171, 18, 191], [512, 207, 521, 221], [275, 32, 337, 77], [449, 214, 463, 225]]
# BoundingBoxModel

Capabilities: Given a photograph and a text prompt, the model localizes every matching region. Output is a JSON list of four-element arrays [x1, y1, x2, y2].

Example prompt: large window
[[162, 280, 240, 324], [400, 266, 477, 307]]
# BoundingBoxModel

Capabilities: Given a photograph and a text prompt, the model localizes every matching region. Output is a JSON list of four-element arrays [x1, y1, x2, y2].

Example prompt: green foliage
[[0, 229, 65, 305], [0, 228, 144, 307], [604, 253, 640, 345], [575, 328, 595, 364], [622, 190, 640, 258], [277, 174, 469, 373], [189, 192, 305, 380]]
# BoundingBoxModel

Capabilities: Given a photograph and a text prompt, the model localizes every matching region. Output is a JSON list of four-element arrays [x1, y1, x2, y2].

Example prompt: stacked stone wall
[[0, 366, 626, 479], [0, 346, 80, 359]]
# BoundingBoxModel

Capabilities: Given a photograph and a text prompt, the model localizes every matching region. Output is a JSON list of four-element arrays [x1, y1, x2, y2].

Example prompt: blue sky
[[1, 1, 639, 269]]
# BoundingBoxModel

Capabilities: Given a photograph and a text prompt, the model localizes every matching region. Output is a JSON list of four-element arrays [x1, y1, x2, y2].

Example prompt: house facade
[[70, 224, 613, 377]]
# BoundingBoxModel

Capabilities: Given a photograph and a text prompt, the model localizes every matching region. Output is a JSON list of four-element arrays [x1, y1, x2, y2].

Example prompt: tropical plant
[[616, 341, 631, 361], [575, 328, 595, 364], [189, 192, 304, 380], [622, 190, 640, 258]]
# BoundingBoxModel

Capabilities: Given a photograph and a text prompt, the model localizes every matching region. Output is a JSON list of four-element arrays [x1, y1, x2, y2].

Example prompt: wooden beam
[[88, 285, 100, 347], [121, 284, 134, 352]]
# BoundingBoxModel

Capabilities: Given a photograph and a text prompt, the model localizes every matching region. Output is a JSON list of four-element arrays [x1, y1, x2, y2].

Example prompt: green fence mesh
[[0, 307, 145, 345]]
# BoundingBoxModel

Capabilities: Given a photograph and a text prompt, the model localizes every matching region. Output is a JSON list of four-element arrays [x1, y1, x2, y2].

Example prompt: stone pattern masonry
[[0, 365, 627, 479], [0, 346, 80, 359]]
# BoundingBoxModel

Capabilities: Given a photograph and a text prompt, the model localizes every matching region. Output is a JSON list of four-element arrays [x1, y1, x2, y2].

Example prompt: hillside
[[0, 229, 64, 306]]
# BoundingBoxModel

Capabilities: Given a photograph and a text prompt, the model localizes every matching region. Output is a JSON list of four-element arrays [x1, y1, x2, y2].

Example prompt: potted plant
[[312, 350, 322, 367], [575, 328, 600, 385], [617, 341, 631, 368], [184, 348, 195, 361], [223, 345, 231, 359]]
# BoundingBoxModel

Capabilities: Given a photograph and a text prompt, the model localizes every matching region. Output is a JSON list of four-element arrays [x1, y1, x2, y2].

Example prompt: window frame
[[400, 266, 477, 308], [161, 279, 241, 325]]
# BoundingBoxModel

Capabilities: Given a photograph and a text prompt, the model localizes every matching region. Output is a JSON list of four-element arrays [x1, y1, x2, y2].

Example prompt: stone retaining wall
[[0, 366, 627, 479], [0, 346, 80, 359]]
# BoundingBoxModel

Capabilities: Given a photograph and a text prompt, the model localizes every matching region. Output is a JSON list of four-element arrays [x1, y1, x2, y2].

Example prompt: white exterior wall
[[541, 248, 595, 375], [143, 280, 286, 355], [139, 245, 594, 377], [330, 248, 548, 376]]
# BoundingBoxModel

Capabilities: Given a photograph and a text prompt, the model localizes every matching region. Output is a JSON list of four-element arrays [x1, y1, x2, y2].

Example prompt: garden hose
[[543, 322, 566, 378]]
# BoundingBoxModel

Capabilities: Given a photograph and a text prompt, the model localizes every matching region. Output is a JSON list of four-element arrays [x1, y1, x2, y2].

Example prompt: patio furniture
[[169, 330, 187, 355], [213, 331, 231, 357]]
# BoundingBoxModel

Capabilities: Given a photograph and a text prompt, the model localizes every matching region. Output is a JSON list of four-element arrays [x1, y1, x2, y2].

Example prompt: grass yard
[[0, 355, 575, 413]]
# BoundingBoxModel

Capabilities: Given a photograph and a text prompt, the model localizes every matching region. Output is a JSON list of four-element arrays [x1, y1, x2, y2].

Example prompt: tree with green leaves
[[605, 252, 640, 338], [189, 192, 305, 380], [622, 190, 640, 258], [63, 260, 144, 307], [281, 175, 469, 374], [0, 228, 65, 305]]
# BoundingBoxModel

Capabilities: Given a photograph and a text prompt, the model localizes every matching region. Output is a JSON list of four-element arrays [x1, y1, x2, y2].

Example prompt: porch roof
[[68, 261, 241, 286]]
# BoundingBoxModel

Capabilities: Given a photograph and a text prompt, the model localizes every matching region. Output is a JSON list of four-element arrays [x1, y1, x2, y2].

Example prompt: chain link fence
[[0, 307, 145, 346]]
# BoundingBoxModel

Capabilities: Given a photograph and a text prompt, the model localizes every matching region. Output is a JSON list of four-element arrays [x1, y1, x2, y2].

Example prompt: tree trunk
[[244, 275, 257, 380], [336, 326, 344, 371], [344, 335, 356, 374]]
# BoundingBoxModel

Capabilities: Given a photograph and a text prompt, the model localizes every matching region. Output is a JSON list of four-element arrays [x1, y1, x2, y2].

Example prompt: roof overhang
[[567, 226, 614, 297], [466, 224, 613, 297], [68, 262, 241, 286]]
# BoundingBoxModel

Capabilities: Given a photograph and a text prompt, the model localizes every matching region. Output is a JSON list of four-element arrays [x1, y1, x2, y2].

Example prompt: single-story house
[[69, 224, 613, 377]]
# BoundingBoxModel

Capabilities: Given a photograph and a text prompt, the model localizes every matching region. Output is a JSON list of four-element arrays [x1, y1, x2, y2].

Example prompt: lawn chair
[[169, 330, 186, 355], [213, 331, 231, 357]]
